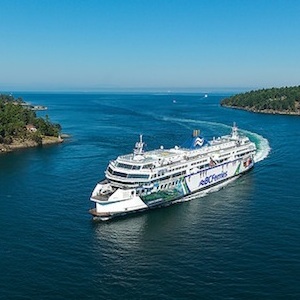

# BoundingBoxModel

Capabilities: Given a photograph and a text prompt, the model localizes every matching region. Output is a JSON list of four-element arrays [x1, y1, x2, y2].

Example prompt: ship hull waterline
[[89, 158, 254, 221]]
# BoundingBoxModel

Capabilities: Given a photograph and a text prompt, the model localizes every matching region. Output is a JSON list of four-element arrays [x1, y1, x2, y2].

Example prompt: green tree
[[0, 94, 62, 143]]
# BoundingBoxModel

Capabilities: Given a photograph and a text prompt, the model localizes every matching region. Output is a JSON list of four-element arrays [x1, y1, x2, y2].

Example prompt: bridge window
[[127, 174, 149, 179], [112, 171, 127, 178]]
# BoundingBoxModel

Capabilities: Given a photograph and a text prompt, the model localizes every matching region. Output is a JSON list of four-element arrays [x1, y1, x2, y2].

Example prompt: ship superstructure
[[90, 124, 256, 220]]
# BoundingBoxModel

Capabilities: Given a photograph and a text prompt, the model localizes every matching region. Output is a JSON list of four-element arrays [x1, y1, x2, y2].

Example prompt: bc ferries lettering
[[199, 172, 228, 187]]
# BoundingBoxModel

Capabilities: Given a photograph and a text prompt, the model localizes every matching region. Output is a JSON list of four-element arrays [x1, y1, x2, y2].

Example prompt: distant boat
[[173, 100, 176, 103], [200, 94, 208, 100]]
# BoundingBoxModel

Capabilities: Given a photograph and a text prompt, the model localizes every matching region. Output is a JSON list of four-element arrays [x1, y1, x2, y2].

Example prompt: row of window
[[116, 163, 141, 170], [217, 158, 229, 164], [107, 167, 149, 179], [137, 178, 184, 195], [191, 159, 207, 166], [169, 164, 188, 173], [235, 150, 253, 158], [219, 153, 231, 158], [151, 170, 186, 180], [116, 162, 155, 170], [158, 179, 183, 191]]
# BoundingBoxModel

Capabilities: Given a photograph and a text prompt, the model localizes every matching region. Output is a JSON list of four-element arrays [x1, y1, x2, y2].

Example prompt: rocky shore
[[221, 104, 300, 116], [0, 136, 64, 154]]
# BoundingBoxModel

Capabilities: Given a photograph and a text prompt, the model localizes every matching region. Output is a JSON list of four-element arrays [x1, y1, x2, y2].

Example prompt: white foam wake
[[240, 129, 271, 163]]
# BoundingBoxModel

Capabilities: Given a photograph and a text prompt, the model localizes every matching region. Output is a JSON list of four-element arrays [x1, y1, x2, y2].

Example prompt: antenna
[[231, 122, 238, 139], [133, 134, 145, 156]]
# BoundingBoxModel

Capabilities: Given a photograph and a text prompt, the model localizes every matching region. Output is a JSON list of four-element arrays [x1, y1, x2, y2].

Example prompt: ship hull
[[90, 156, 254, 221]]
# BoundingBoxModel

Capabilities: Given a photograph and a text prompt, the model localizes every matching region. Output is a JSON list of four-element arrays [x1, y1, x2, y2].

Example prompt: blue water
[[1, 93, 300, 299]]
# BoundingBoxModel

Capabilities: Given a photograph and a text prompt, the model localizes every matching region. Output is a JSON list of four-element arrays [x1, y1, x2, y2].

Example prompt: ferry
[[89, 124, 256, 220]]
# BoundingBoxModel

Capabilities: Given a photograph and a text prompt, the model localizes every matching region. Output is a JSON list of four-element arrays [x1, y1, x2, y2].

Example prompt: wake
[[240, 129, 270, 163]]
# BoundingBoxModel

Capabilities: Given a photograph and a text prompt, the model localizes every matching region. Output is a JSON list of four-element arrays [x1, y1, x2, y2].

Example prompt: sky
[[1, 0, 300, 92]]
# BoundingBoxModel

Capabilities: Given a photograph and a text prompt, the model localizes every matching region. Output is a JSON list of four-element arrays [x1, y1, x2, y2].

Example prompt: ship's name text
[[199, 171, 228, 187]]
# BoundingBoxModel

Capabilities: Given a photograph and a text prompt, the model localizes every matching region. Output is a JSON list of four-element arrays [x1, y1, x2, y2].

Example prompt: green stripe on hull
[[235, 162, 241, 175], [142, 189, 183, 204]]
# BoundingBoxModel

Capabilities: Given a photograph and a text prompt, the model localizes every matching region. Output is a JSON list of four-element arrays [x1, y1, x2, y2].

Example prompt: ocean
[[1, 92, 299, 299]]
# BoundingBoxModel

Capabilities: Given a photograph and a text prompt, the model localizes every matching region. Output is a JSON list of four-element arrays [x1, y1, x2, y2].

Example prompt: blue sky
[[1, 0, 300, 91]]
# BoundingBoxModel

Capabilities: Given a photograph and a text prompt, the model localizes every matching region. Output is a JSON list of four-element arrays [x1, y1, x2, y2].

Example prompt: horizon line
[[0, 85, 275, 94]]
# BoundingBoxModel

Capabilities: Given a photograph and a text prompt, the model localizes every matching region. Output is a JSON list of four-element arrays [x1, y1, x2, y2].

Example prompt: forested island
[[221, 86, 300, 115], [0, 94, 63, 153]]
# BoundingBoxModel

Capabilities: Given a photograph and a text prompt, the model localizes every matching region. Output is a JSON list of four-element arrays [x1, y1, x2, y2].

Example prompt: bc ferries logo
[[194, 137, 204, 147], [199, 171, 228, 187]]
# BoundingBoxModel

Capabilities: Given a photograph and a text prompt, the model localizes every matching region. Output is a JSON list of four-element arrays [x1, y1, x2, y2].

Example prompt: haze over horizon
[[1, 0, 300, 92]]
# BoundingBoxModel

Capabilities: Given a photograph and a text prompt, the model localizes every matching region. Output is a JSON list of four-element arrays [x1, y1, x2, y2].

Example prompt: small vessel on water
[[89, 124, 256, 221]]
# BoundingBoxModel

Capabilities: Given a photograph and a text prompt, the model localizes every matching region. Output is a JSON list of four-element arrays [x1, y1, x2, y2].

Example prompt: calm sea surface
[[1, 93, 300, 299]]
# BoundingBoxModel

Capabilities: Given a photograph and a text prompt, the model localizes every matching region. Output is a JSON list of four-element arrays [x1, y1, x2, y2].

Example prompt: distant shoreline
[[221, 104, 300, 116], [0, 136, 63, 154], [220, 85, 300, 116]]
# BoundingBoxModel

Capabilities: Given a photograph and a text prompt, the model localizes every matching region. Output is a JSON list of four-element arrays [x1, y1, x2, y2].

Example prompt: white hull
[[90, 155, 254, 220]]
